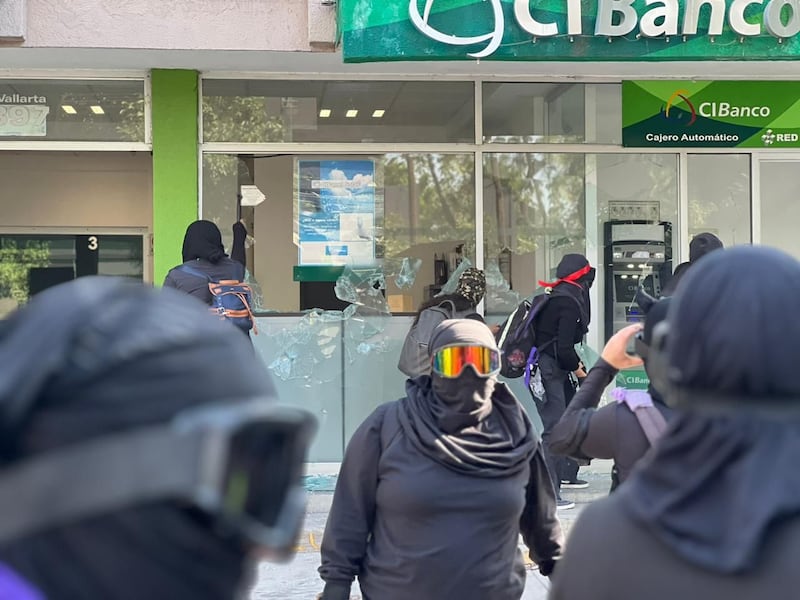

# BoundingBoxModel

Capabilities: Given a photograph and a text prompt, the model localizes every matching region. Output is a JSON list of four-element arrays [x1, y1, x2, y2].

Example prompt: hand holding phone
[[601, 324, 645, 370]]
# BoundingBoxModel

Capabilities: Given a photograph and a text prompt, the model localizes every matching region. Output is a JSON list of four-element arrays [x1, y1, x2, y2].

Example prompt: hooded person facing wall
[[550, 245, 800, 600], [0, 277, 313, 600], [321, 318, 563, 600], [164, 220, 248, 305]]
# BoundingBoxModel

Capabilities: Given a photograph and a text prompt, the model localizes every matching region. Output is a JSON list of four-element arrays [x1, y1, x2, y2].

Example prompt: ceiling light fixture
[[372, 109, 385, 118], [61, 105, 77, 114], [319, 109, 332, 118], [345, 109, 358, 118], [90, 105, 105, 115]]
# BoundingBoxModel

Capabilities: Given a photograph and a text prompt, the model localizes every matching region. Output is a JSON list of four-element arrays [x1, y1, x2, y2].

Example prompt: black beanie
[[689, 232, 723, 264]]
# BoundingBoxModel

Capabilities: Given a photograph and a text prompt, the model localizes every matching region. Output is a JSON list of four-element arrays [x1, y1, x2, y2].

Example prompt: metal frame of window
[[0, 71, 151, 151]]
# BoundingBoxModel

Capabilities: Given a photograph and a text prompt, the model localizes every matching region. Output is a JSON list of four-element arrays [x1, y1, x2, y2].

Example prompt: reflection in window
[[482, 83, 621, 144], [202, 80, 474, 144], [0, 80, 145, 142], [0, 234, 143, 317], [483, 153, 586, 315], [201, 153, 476, 314], [688, 155, 751, 248]]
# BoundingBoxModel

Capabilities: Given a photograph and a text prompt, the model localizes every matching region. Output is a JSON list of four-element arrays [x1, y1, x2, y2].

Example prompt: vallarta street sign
[[340, 0, 800, 61], [623, 81, 800, 147]]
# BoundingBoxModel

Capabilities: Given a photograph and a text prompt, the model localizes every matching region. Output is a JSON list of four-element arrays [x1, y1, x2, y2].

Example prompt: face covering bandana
[[538, 263, 594, 289]]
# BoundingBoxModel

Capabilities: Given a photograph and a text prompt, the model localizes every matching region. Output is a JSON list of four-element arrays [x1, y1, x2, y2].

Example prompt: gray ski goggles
[[0, 400, 316, 559]]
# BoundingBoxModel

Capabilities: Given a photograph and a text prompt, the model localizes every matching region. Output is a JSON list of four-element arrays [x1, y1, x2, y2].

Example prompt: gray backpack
[[398, 300, 471, 378]]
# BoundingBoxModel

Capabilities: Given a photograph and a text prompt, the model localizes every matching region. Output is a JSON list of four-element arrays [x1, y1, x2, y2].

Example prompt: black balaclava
[[181, 220, 227, 264], [539, 253, 594, 333], [688, 232, 724, 264], [0, 277, 278, 600], [397, 319, 538, 478], [622, 246, 800, 574]]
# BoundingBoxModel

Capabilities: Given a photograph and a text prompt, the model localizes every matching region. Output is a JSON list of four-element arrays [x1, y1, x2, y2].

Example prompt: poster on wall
[[296, 160, 376, 266]]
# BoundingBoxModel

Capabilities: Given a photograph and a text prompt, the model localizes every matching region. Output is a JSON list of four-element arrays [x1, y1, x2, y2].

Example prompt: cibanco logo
[[409, 0, 504, 59], [661, 90, 697, 126]]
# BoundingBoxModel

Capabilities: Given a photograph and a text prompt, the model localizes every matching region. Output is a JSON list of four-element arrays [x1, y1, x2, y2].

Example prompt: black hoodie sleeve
[[231, 221, 247, 268], [519, 444, 564, 576], [549, 358, 618, 459], [318, 406, 385, 599]]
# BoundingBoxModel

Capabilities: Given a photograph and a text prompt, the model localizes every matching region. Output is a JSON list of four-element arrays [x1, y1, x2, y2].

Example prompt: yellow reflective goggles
[[431, 345, 501, 378]]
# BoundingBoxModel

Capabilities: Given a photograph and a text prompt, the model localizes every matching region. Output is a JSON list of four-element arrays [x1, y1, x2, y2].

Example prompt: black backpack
[[494, 292, 554, 380]]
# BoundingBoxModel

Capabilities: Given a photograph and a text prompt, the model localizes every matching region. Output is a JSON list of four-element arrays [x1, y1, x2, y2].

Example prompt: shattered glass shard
[[392, 257, 422, 289], [485, 260, 522, 313], [334, 266, 390, 314], [436, 258, 473, 296], [343, 304, 389, 363]]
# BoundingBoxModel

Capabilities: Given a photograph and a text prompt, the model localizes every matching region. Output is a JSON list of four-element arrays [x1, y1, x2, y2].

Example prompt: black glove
[[318, 582, 351, 600]]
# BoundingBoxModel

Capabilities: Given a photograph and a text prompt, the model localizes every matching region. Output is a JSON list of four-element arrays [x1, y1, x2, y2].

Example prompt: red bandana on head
[[538, 264, 592, 290]]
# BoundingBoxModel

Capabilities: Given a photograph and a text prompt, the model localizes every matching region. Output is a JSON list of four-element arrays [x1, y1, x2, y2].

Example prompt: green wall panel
[[151, 69, 198, 285]]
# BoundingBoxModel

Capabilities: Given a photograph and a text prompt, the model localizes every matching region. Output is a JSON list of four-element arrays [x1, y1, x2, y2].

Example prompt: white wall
[[23, 0, 334, 50], [0, 151, 152, 228]]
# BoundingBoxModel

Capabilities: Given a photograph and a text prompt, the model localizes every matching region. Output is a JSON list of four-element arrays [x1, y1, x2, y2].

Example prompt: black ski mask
[[429, 319, 498, 432]]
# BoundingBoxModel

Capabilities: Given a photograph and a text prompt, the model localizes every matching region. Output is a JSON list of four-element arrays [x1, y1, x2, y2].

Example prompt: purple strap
[[0, 563, 44, 600], [611, 387, 655, 410], [524, 346, 539, 388]]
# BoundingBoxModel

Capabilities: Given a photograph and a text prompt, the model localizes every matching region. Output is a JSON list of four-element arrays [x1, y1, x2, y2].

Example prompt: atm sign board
[[623, 81, 800, 148]]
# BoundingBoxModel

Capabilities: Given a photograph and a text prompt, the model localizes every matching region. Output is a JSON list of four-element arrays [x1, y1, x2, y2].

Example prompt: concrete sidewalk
[[250, 460, 614, 599]]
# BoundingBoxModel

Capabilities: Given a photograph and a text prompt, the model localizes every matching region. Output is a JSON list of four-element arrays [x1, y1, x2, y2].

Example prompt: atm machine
[[604, 220, 672, 342]]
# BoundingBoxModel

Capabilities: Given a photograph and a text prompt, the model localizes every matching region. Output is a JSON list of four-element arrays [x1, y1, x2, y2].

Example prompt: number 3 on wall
[[87, 236, 98, 251]]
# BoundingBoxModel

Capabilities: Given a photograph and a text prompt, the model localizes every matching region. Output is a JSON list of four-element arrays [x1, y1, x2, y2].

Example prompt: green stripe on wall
[[151, 69, 198, 285]]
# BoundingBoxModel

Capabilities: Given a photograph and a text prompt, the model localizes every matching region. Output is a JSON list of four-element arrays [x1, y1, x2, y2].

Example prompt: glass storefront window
[[483, 152, 587, 316], [202, 152, 476, 313], [760, 160, 800, 259], [203, 151, 476, 461], [482, 83, 621, 144], [202, 80, 475, 144], [688, 154, 751, 249], [0, 233, 144, 317], [483, 152, 679, 346], [0, 80, 145, 142]]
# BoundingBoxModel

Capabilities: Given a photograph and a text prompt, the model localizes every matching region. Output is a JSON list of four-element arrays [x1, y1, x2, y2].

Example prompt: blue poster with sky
[[297, 160, 376, 266]]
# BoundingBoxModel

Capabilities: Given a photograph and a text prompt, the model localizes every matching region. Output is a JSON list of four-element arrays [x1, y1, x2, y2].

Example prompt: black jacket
[[534, 296, 584, 372], [548, 358, 673, 485], [319, 400, 563, 600]]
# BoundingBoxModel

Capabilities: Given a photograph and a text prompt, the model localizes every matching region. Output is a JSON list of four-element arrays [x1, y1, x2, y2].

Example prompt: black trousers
[[536, 353, 579, 497]]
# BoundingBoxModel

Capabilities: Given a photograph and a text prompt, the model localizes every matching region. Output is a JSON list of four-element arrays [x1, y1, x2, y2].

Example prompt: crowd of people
[[2, 221, 799, 600]]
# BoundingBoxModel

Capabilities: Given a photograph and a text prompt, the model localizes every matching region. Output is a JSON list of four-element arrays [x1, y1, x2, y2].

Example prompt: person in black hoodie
[[661, 231, 723, 296], [0, 276, 310, 600], [549, 292, 674, 490], [532, 254, 595, 509], [319, 319, 563, 600], [163, 219, 247, 304], [551, 246, 800, 600]]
